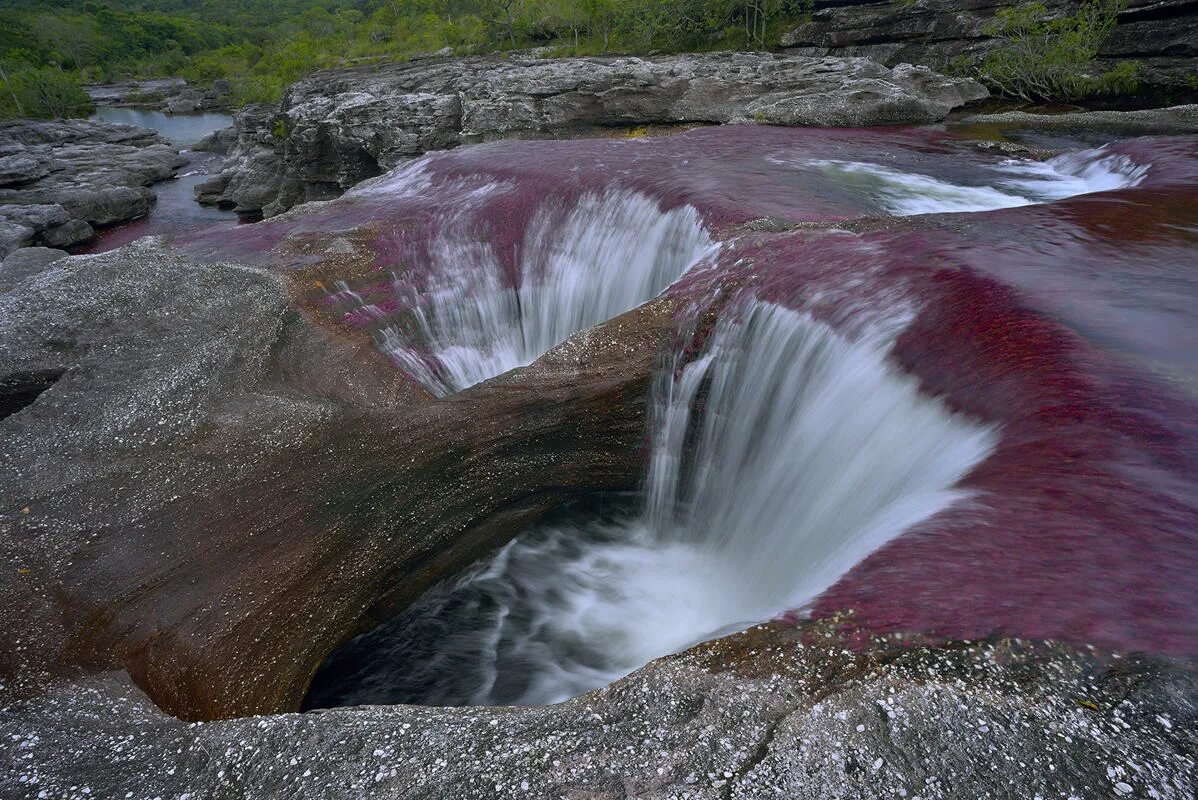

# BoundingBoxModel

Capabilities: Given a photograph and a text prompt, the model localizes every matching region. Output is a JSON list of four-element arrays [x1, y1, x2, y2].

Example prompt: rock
[[780, 0, 1198, 101], [0, 625, 1193, 799], [165, 89, 205, 115], [192, 124, 240, 156], [0, 119, 185, 254], [0, 152, 49, 186], [959, 103, 1198, 132], [85, 77, 233, 112], [0, 235, 671, 719], [1, 120, 1195, 797], [199, 53, 986, 216], [39, 218, 93, 248], [0, 219, 32, 258], [0, 246, 68, 289]]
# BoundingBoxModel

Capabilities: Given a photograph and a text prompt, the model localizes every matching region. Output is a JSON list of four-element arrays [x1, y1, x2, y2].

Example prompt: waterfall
[[307, 301, 998, 709], [378, 189, 717, 396]]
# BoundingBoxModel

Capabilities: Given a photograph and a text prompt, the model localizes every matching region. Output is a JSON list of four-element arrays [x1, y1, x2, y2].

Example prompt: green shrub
[[978, 0, 1140, 102], [0, 61, 94, 119]]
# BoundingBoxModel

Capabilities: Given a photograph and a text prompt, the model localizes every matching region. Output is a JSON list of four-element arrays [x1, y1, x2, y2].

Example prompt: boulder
[[199, 53, 986, 216], [0, 237, 671, 720], [85, 78, 234, 112]]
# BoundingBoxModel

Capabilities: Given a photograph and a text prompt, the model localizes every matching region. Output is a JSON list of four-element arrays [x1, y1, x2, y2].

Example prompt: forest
[[0, 0, 813, 115]]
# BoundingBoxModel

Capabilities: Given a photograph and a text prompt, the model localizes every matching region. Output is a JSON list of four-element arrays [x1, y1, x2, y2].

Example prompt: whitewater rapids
[[309, 303, 998, 707]]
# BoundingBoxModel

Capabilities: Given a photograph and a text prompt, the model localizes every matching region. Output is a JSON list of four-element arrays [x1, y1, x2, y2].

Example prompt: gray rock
[[0, 238, 669, 719], [85, 77, 233, 112], [0, 625, 1193, 799], [0, 153, 49, 186], [38, 218, 93, 248], [192, 123, 239, 155], [959, 103, 1198, 133], [0, 202, 70, 231], [0, 246, 67, 290], [0, 119, 185, 254], [200, 53, 986, 216], [780, 0, 1198, 99], [0, 219, 32, 258]]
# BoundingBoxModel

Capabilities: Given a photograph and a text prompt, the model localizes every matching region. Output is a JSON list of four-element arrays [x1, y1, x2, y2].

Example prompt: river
[[82, 107, 240, 253]]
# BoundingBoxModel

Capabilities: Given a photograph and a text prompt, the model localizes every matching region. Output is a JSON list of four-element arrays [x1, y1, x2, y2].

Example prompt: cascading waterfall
[[797, 146, 1148, 216], [306, 301, 999, 709], [379, 189, 717, 396]]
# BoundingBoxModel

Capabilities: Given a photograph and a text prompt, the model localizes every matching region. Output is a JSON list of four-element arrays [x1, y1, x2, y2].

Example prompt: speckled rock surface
[[197, 52, 986, 217], [1, 623, 1194, 799]]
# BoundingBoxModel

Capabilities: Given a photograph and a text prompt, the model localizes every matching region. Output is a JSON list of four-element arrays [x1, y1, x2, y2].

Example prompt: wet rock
[[780, 0, 1198, 102], [192, 123, 240, 156], [0, 237, 672, 719], [200, 53, 986, 216], [0, 119, 185, 253], [0, 625, 1193, 799], [959, 103, 1198, 133]]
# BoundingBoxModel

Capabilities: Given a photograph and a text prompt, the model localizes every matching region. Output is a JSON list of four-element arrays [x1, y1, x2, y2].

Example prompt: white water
[[315, 302, 998, 708], [378, 189, 717, 395], [803, 146, 1147, 216]]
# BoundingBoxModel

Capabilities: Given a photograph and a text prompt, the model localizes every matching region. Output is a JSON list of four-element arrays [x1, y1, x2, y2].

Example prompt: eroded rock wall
[[195, 53, 987, 217], [781, 0, 1198, 102]]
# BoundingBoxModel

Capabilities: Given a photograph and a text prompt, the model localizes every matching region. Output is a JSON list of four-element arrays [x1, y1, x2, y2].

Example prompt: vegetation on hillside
[[977, 0, 1138, 102], [0, 0, 1142, 119], [0, 0, 814, 116]]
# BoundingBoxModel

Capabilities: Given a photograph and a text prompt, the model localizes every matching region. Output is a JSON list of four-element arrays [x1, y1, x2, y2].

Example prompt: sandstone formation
[[0, 120, 188, 256], [195, 52, 987, 217], [781, 0, 1198, 102]]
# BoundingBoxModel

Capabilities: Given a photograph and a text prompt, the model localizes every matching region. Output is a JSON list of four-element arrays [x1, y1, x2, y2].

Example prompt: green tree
[[979, 0, 1139, 102], [0, 61, 94, 119]]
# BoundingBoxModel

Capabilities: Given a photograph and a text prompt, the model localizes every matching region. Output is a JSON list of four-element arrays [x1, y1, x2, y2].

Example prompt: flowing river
[[282, 129, 1197, 710], [82, 107, 238, 252]]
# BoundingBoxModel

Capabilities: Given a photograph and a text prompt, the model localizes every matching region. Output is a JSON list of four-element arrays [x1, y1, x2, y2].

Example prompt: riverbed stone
[[0, 219, 32, 258], [0, 236, 673, 720], [0, 246, 68, 290]]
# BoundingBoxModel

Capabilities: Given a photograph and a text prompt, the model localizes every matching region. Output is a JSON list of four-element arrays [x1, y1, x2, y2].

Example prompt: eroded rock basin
[[2, 123, 1197, 798]]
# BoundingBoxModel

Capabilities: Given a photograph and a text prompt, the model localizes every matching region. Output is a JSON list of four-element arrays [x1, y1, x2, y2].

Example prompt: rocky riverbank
[[0, 120, 187, 258], [85, 78, 234, 114], [195, 52, 988, 217]]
